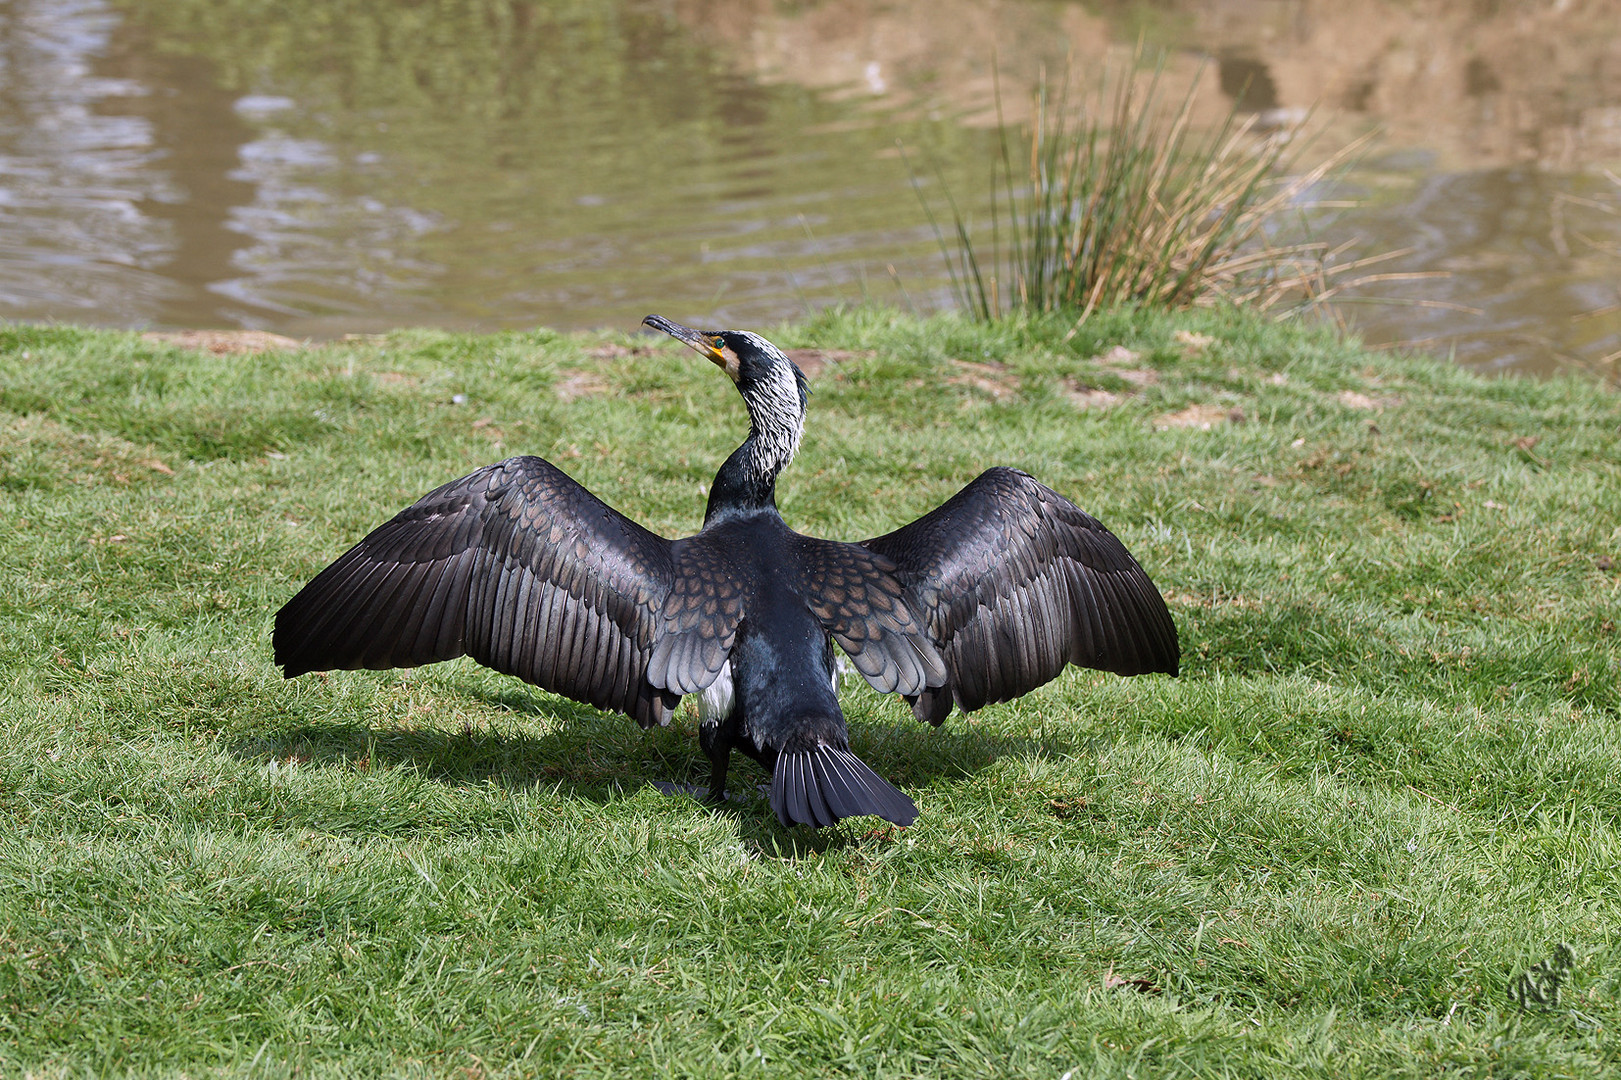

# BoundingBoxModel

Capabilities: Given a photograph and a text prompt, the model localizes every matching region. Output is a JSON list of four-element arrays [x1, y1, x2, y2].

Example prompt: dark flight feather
[[770, 746, 918, 828], [863, 467, 1179, 723], [274, 456, 684, 729]]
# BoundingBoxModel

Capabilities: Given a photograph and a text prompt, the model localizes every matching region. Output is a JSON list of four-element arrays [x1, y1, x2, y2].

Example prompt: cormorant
[[273, 316, 1178, 828]]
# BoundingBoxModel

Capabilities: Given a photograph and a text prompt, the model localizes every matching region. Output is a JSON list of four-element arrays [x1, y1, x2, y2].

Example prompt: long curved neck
[[704, 439, 781, 523], [703, 374, 804, 525]]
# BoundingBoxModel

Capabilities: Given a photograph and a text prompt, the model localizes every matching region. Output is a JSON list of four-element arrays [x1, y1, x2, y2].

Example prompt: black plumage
[[863, 467, 1180, 725], [273, 315, 1178, 828]]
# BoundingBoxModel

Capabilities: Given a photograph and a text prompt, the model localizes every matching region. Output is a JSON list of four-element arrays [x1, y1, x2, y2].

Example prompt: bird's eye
[[711, 337, 726, 349]]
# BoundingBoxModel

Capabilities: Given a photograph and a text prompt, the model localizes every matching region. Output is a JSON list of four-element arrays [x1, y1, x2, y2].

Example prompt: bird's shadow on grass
[[231, 684, 1090, 854]]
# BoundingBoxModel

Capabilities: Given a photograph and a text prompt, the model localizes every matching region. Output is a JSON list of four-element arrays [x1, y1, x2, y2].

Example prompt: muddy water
[[1, 0, 1618, 378]]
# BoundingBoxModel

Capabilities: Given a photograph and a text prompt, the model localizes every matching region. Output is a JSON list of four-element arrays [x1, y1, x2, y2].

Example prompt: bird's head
[[643, 314, 808, 518], [643, 315, 805, 396], [643, 313, 807, 460]]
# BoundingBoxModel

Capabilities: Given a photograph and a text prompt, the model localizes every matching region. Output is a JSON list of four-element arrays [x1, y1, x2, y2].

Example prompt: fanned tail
[[770, 746, 918, 828]]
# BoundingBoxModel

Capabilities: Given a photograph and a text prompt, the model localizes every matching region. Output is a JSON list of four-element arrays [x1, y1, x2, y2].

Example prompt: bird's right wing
[[793, 536, 946, 697], [273, 456, 686, 728], [863, 467, 1178, 725]]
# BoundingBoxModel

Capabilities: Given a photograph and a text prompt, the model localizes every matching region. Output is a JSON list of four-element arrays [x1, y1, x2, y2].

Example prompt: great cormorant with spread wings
[[273, 315, 1178, 828]]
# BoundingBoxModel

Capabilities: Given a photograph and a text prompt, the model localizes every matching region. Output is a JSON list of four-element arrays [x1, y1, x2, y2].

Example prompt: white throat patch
[[734, 332, 804, 479]]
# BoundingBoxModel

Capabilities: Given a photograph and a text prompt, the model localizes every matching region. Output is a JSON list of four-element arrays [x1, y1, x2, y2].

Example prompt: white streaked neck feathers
[[734, 332, 804, 482]]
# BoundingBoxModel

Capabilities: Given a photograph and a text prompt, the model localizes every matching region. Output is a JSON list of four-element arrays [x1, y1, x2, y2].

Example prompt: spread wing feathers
[[862, 467, 1179, 724], [273, 455, 683, 729], [644, 537, 746, 695], [770, 746, 919, 828], [794, 537, 947, 697]]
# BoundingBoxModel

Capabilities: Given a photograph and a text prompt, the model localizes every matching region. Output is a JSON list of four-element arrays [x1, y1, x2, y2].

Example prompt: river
[[1, 0, 1617, 378]]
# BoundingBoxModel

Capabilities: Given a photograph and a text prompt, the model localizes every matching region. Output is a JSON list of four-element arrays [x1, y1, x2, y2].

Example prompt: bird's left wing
[[273, 456, 683, 729], [862, 467, 1178, 725]]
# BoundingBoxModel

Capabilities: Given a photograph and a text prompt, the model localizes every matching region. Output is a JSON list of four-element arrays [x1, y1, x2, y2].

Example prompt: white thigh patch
[[699, 662, 735, 726]]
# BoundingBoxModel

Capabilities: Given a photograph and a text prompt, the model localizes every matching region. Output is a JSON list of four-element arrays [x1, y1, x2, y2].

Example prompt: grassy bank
[[1, 308, 1618, 1077]]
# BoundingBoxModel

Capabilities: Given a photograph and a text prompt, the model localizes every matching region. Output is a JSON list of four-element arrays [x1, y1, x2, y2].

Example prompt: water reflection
[[0, 0, 173, 320], [1, 0, 992, 335], [94, 16, 265, 323], [1337, 165, 1621, 373], [0, 0, 1617, 378]]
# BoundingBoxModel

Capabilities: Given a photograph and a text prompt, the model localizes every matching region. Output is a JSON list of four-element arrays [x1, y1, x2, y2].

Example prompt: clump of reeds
[[915, 57, 1373, 323]]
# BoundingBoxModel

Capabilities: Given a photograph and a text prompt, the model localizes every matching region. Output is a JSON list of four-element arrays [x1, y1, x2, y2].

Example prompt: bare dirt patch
[[141, 330, 304, 355], [583, 343, 654, 361], [1155, 403, 1245, 430], [1066, 381, 1125, 410], [948, 359, 1019, 400], [786, 348, 873, 378], [556, 371, 609, 401], [1338, 389, 1401, 410], [1113, 367, 1160, 388], [1093, 345, 1140, 366], [1087, 344, 1159, 388]]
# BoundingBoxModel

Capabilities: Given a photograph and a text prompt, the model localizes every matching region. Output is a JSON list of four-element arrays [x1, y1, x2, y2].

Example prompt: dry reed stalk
[[919, 55, 1417, 325]]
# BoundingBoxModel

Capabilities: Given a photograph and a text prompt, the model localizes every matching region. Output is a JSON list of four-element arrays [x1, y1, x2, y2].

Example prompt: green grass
[[1, 308, 1618, 1077]]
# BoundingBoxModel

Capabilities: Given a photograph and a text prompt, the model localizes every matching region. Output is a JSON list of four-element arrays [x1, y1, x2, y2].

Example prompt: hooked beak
[[642, 314, 726, 366]]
